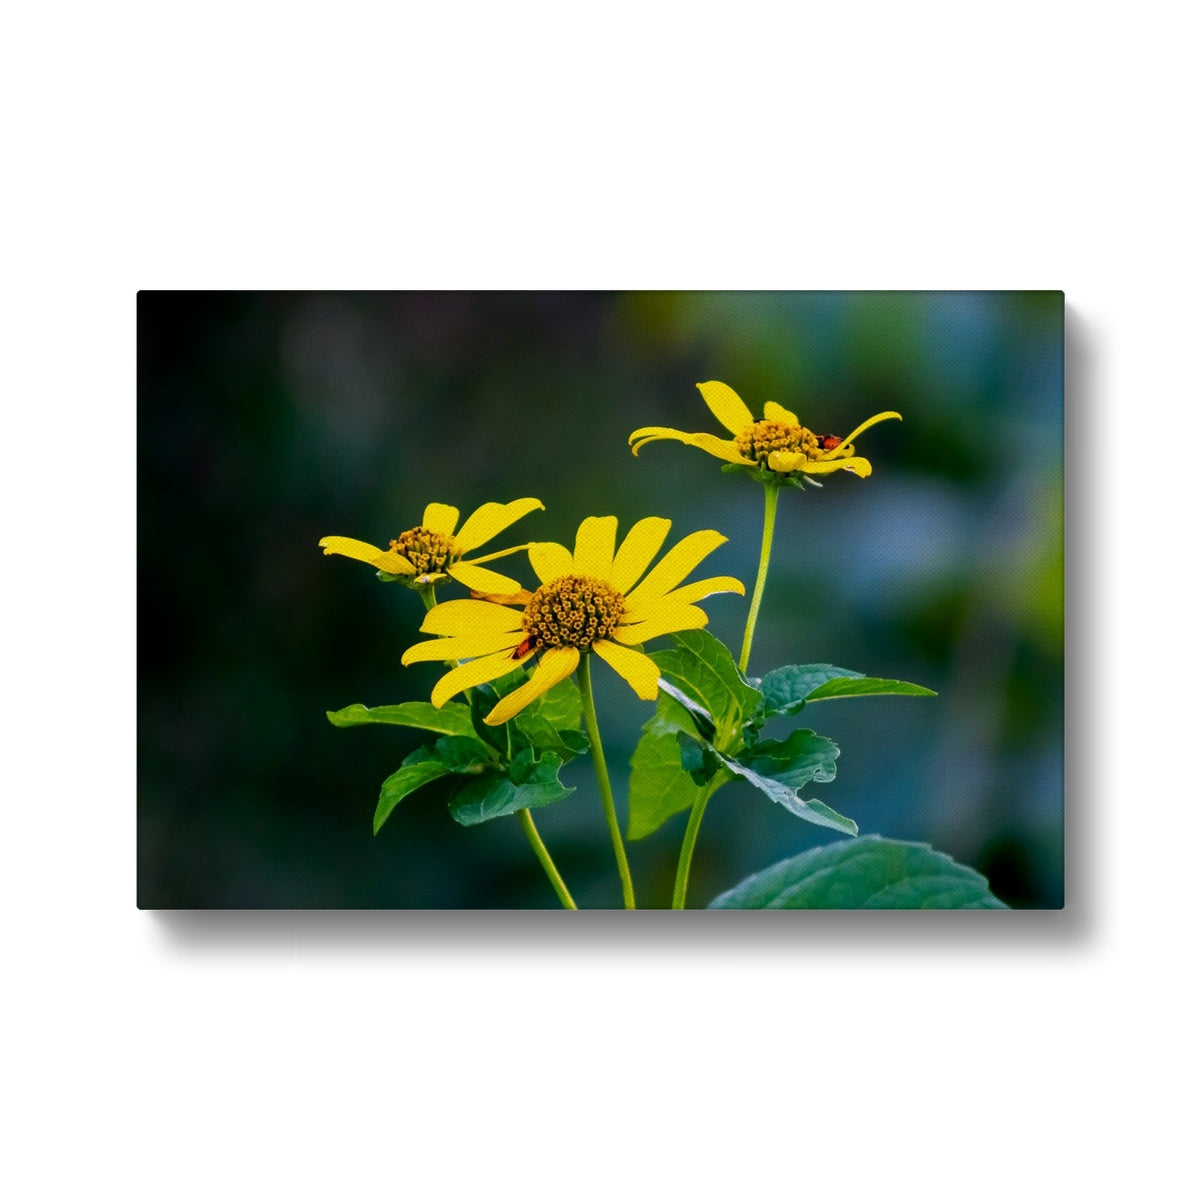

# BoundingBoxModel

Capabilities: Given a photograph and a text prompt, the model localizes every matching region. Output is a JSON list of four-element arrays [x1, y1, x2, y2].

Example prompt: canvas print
[[138, 291, 1064, 909]]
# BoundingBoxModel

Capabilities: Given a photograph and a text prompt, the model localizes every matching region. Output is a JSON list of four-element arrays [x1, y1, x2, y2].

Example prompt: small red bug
[[511, 637, 536, 660], [814, 434, 843, 452]]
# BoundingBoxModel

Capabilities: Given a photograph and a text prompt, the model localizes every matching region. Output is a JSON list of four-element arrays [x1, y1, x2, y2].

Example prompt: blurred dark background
[[138, 291, 1063, 909]]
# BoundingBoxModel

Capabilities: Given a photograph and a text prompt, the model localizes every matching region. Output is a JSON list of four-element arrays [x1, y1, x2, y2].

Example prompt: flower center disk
[[523, 574, 626, 650], [390, 526, 459, 575], [735, 419, 819, 466]]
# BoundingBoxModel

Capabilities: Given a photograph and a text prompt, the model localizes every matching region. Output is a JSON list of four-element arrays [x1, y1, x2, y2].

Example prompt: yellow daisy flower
[[319, 498, 543, 593], [401, 515, 745, 724], [629, 380, 901, 479]]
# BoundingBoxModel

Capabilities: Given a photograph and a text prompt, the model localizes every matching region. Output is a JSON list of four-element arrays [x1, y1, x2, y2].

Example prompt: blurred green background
[[138, 291, 1063, 909]]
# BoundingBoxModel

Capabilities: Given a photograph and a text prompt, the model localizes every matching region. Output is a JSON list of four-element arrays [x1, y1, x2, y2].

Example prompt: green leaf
[[735, 728, 840, 789], [524, 675, 582, 730], [513, 677, 587, 761], [448, 749, 574, 826], [651, 630, 762, 750], [427, 736, 495, 774], [708, 835, 1008, 909], [717, 754, 858, 836], [627, 692, 719, 840], [327, 701, 476, 738], [677, 732, 724, 786], [374, 757, 451, 835], [805, 676, 937, 702], [759, 664, 934, 718]]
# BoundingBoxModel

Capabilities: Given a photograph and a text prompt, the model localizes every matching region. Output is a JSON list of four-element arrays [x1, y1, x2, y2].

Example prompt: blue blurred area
[[138, 291, 1063, 908]]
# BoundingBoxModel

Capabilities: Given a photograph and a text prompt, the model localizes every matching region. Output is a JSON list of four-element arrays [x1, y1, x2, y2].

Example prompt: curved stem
[[518, 808, 577, 909], [738, 481, 781, 674], [671, 777, 723, 909], [577, 652, 636, 909]]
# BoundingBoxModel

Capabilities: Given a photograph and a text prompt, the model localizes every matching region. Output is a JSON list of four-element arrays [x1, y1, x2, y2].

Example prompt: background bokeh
[[138, 291, 1063, 909]]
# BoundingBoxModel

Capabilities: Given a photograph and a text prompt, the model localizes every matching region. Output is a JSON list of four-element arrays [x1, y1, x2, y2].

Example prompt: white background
[[5, 3, 1194, 1196]]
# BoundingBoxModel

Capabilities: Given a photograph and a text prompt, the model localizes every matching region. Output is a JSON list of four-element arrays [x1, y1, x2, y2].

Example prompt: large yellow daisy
[[401, 515, 745, 725], [319, 498, 543, 593], [630, 380, 901, 478]]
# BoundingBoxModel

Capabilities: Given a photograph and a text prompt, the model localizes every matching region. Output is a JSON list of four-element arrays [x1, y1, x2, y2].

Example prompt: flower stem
[[671, 776, 723, 909], [517, 808, 578, 909], [420, 586, 438, 611], [577, 652, 636, 909], [738, 480, 781, 674]]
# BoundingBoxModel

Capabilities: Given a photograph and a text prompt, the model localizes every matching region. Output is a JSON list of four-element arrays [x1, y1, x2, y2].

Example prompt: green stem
[[738, 481, 780, 674], [420, 586, 438, 612], [577, 652, 636, 910], [517, 808, 578, 909], [671, 776, 723, 909]]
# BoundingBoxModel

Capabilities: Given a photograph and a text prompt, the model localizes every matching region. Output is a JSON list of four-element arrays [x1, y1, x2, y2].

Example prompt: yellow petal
[[318, 536, 416, 574], [591, 640, 660, 700], [421, 502, 460, 536], [624, 575, 744, 618], [431, 651, 527, 708], [447, 561, 524, 594], [453, 498, 544, 553], [763, 401, 799, 424], [610, 516, 672, 593], [573, 515, 618, 578], [420, 598, 525, 636], [769, 450, 873, 477], [696, 381, 755, 435], [612, 603, 709, 645], [837, 410, 902, 447], [484, 647, 580, 725], [629, 427, 752, 465], [402, 630, 527, 665], [623, 530, 729, 608], [528, 541, 574, 584]]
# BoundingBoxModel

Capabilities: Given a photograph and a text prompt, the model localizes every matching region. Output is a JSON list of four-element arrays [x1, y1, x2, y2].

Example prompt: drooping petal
[[421, 503, 460, 535], [572, 515, 618, 578], [763, 401, 800, 424], [835, 410, 902, 447], [430, 650, 529, 707], [623, 530, 728, 608], [629, 427, 753, 465], [528, 541, 574, 584], [453, 498, 545, 553], [591, 640, 660, 700], [447, 561, 524, 594], [401, 630, 527, 665], [696, 381, 755, 435], [769, 450, 873, 477], [612, 603, 710, 645], [484, 647, 580, 725], [610, 516, 672, 593], [624, 575, 744, 618], [420, 598, 525, 636], [319, 536, 416, 574]]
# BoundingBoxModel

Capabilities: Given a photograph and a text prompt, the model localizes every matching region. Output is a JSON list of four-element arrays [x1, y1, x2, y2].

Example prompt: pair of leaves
[[327, 673, 587, 834], [708, 835, 1007, 909], [627, 630, 935, 841]]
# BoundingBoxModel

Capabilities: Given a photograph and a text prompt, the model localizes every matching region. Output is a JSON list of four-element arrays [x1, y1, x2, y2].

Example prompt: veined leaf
[[448, 749, 574, 826], [735, 728, 839, 789], [718, 754, 858, 836], [627, 692, 718, 840], [708, 835, 1007, 909], [373, 758, 451, 835], [759, 664, 934, 718], [327, 701, 475, 738], [651, 630, 762, 750]]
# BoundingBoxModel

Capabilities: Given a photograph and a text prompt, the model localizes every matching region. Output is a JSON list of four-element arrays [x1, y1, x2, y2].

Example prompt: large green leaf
[[759, 664, 934, 717], [735, 728, 839, 789], [327, 700, 475, 738], [708, 835, 1007, 909], [448, 749, 574, 827], [373, 757, 451, 835], [651, 630, 761, 750], [627, 692, 716, 840], [717, 754, 858, 836], [513, 677, 588, 761]]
